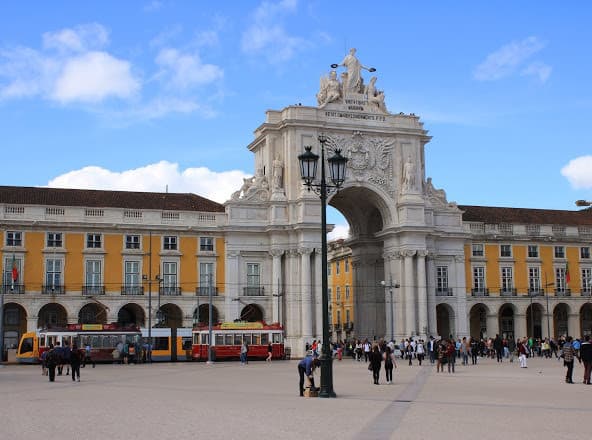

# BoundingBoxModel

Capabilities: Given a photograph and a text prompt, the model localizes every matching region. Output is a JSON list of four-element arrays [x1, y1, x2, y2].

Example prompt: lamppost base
[[319, 389, 337, 398], [318, 354, 337, 398]]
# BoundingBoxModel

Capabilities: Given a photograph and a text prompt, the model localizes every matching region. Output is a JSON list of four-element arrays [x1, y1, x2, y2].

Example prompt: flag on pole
[[11, 253, 18, 288], [565, 262, 570, 286]]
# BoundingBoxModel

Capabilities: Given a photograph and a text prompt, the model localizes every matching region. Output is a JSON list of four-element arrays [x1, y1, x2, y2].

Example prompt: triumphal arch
[[225, 50, 469, 356]]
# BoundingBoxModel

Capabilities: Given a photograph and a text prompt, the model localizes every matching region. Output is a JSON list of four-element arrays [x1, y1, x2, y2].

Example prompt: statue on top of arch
[[317, 48, 387, 113]]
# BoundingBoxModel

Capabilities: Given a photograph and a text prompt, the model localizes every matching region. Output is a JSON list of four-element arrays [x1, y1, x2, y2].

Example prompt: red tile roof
[[0, 186, 225, 212], [459, 205, 592, 226]]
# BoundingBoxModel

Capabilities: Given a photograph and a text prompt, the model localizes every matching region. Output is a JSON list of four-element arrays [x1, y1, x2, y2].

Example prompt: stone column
[[27, 316, 38, 332], [226, 251, 241, 320], [417, 250, 428, 338], [454, 255, 469, 337], [568, 313, 579, 339], [404, 250, 417, 336], [285, 249, 300, 340], [270, 249, 284, 324], [514, 313, 527, 339], [394, 252, 406, 339], [300, 247, 314, 341], [426, 254, 437, 337]]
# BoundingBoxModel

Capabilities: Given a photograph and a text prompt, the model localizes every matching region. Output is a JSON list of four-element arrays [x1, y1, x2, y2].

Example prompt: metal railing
[[242, 286, 265, 296], [555, 288, 571, 297], [435, 288, 453, 297], [471, 288, 489, 297], [500, 288, 517, 297], [82, 285, 105, 295], [527, 288, 544, 296], [42, 285, 65, 295], [160, 286, 182, 296], [2, 283, 25, 294], [196, 286, 218, 296], [121, 285, 144, 295]]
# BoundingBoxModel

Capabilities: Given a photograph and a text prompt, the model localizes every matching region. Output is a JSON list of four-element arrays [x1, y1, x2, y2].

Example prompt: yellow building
[[328, 239, 354, 341]]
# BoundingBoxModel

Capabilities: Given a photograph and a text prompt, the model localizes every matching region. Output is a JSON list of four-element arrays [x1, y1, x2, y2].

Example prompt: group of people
[[41, 341, 89, 382]]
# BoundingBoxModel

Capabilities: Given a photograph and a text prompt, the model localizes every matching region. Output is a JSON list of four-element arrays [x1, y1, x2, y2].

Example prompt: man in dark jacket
[[298, 352, 319, 396], [493, 334, 503, 362], [45, 345, 58, 382], [579, 335, 592, 385]]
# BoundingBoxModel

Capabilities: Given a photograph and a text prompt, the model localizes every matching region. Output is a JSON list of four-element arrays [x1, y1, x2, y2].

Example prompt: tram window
[[201, 334, 209, 344], [215, 334, 224, 345], [40, 336, 46, 347], [261, 333, 269, 345], [233, 334, 242, 345], [19, 337, 33, 354], [182, 338, 192, 350], [252, 333, 261, 345], [153, 337, 168, 350], [242, 334, 252, 345], [91, 336, 101, 348], [273, 333, 282, 343], [225, 334, 233, 345], [80, 336, 90, 347]]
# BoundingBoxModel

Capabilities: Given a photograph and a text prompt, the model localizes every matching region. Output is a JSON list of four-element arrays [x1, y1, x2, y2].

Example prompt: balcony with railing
[[500, 288, 517, 297], [555, 288, 571, 297], [160, 286, 182, 296], [82, 285, 105, 295], [527, 288, 544, 297], [196, 286, 219, 296], [42, 285, 65, 295], [242, 286, 265, 296], [436, 288, 453, 297], [471, 288, 489, 297], [581, 288, 592, 297], [2, 283, 25, 294], [121, 285, 144, 296]]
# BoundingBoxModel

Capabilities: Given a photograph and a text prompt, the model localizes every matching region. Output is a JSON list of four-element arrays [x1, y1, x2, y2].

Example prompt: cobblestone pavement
[[0, 355, 590, 440]]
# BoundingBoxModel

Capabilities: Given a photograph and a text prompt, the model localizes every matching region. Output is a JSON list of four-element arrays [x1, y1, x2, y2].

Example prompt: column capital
[[298, 247, 314, 256], [402, 249, 416, 258], [417, 250, 428, 258], [383, 251, 402, 261], [269, 249, 285, 258], [454, 254, 465, 263], [228, 251, 240, 258]]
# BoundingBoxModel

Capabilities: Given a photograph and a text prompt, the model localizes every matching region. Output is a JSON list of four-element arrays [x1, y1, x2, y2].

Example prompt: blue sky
[[1, 1, 591, 238]]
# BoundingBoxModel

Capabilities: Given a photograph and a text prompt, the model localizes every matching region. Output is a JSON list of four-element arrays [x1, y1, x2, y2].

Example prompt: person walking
[[363, 339, 371, 363], [436, 339, 446, 373], [369, 344, 382, 385], [266, 342, 273, 363], [240, 341, 249, 365], [383, 345, 396, 384], [70, 343, 82, 382], [518, 338, 528, 368], [579, 335, 592, 385], [45, 344, 58, 382], [446, 338, 456, 373], [562, 336, 578, 384], [428, 336, 435, 364]]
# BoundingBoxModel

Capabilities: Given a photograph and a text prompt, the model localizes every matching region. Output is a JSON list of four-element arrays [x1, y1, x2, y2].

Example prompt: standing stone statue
[[339, 48, 374, 93], [402, 156, 416, 193], [272, 158, 283, 190]]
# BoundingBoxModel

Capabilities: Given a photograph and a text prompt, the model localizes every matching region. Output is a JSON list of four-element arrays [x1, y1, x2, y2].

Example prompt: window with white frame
[[345, 285, 350, 299], [528, 267, 541, 293], [336, 261, 340, 275], [436, 266, 449, 292], [582, 268, 592, 293], [345, 259, 349, 273], [199, 262, 214, 290], [555, 267, 567, 292], [86, 233, 101, 249], [162, 262, 177, 287], [45, 259, 62, 287], [328, 287, 332, 302], [336, 310, 341, 325], [125, 235, 141, 250], [3, 256, 22, 286], [501, 266, 513, 292], [247, 263, 260, 288], [85, 260, 102, 286], [124, 261, 140, 287], [6, 231, 22, 246], [473, 266, 485, 291], [581, 247, 591, 259], [472, 243, 484, 257], [527, 245, 539, 258], [163, 236, 177, 250], [200, 237, 214, 252], [47, 232, 62, 248], [500, 244, 512, 258], [336, 286, 341, 301], [327, 262, 332, 276], [554, 246, 565, 259]]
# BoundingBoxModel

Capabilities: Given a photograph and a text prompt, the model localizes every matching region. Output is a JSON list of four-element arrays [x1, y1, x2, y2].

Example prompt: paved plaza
[[0, 356, 590, 440]]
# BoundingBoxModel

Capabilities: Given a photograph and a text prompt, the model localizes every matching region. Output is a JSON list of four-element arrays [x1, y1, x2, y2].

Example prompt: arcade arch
[[117, 303, 145, 326], [498, 304, 515, 340], [157, 303, 183, 328], [195, 304, 219, 325], [553, 303, 570, 338], [78, 303, 108, 324], [436, 303, 455, 339], [469, 303, 488, 339], [581, 303, 592, 337], [38, 303, 68, 328], [526, 303, 544, 339], [240, 304, 264, 322], [2, 303, 27, 348]]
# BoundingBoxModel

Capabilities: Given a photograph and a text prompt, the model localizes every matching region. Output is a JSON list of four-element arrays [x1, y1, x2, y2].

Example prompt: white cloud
[[144, 1, 163, 12], [520, 62, 552, 84], [241, 0, 305, 63], [43, 23, 109, 53], [473, 36, 548, 81], [328, 223, 350, 241], [52, 51, 140, 103], [155, 48, 223, 90], [46, 161, 250, 204], [0, 46, 59, 99], [561, 155, 592, 189]]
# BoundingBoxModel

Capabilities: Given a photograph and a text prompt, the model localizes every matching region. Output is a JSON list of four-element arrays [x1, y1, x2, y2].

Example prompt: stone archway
[[498, 304, 515, 340], [2, 302, 27, 348], [581, 303, 592, 337], [240, 304, 263, 322], [78, 303, 107, 324], [553, 303, 570, 338], [196, 304, 219, 325], [38, 303, 68, 328], [157, 303, 183, 328], [469, 303, 488, 339], [526, 303, 544, 339], [436, 303, 455, 339], [118, 303, 145, 327]]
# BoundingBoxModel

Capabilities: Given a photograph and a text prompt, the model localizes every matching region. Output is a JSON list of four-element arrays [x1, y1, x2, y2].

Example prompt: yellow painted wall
[[65, 233, 84, 288], [485, 244, 499, 292], [104, 234, 122, 291], [216, 237, 225, 293], [180, 234, 197, 293], [23, 232, 44, 288]]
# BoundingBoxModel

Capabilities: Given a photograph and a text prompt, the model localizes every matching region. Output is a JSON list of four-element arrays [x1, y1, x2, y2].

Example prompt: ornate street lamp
[[298, 134, 348, 398]]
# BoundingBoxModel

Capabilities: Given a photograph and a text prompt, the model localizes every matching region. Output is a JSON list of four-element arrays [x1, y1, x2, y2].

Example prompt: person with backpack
[[70, 343, 82, 382], [45, 345, 58, 382]]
